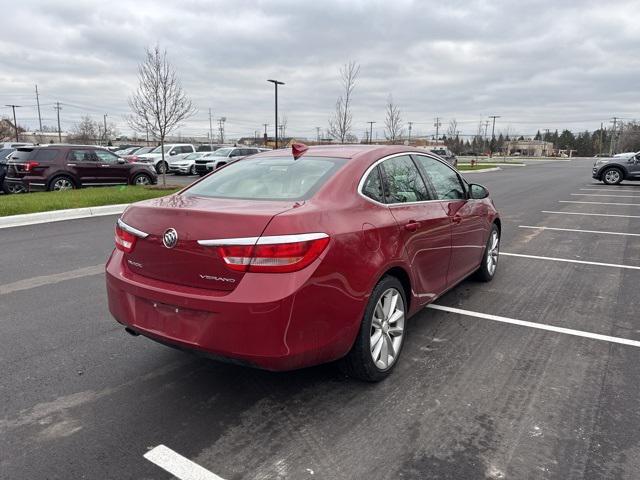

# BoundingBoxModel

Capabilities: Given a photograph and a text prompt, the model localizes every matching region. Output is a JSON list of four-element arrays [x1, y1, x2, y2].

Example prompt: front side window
[[379, 155, 429, 203], [95, 150, 120, 164], [186, 156, 345, 201], [414, 155, 465, 200]]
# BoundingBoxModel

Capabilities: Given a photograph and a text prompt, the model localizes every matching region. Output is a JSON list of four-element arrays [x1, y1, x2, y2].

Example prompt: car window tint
[[95, 150, 119, 163], [361, 166, 385, 203], [379, 155, 429, 203], [34, 149, 58, 163], [414, 155, 465, 200], [186, 156, 345, 201]]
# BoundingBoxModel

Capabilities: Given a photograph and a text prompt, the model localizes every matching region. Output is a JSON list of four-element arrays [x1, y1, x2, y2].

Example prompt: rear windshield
[[8, 149, 35, 162], [185, 156, 345, 201]]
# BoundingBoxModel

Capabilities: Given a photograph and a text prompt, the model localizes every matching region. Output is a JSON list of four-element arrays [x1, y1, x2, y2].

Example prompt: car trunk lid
[[120, 194, 295, 291]]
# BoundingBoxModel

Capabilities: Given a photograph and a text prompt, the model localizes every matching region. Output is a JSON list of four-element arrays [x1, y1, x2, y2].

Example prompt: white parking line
[[427, 305, 640, 348], [519, 225, 640, 237], [572, 193, 640, 198], [144, 445, 225, 480], [542, 210, 640, 219], [559, 200, 640, 206], [0, 265, 104, 295], [581, 188, 640, 192], [501, 252, 640, 270]]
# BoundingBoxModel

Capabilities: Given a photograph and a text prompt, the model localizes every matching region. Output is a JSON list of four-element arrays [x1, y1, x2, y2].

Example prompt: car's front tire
[[340, 276, 407, 382], [474, 224, 500, 282], [602, 167, 623, 185], [132, 173, 152, 186], [190, 165, 197, 175]]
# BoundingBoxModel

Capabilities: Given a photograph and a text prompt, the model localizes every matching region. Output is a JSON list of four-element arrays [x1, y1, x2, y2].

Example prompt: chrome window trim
[[198, 232, 328, 247], [357, 151, 451, 207], [117, 218, 149, 238]]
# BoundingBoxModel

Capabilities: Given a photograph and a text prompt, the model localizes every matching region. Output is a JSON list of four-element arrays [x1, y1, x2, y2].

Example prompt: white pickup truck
[[137, 144, 196, 174]]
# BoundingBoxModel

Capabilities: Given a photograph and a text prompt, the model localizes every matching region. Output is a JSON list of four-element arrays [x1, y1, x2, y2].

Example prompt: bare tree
[[328, 61, 360, 143], [70, 115, 98, 144], [384, 95, 403, 143], [279, 114, 288, 138], [127, 45, 196, 185]]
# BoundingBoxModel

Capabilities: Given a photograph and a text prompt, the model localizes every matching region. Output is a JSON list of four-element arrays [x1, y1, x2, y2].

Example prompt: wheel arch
[[380, 266, 412, 313]]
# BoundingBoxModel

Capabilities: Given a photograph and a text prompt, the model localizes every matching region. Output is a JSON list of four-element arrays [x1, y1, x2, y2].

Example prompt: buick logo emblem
[[162, 228, 178, 249]]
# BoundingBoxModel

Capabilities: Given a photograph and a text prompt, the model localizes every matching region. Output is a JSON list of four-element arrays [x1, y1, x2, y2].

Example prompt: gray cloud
[[1, 0, 639, 140]]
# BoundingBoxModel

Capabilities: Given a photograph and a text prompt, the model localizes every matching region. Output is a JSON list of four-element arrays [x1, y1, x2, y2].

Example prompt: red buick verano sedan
[[106, 144, 500, 381]]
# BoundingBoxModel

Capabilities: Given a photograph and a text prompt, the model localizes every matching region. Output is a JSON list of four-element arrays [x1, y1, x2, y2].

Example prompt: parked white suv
[[201, 147, 267, 174], [137, 144, 196, 174]]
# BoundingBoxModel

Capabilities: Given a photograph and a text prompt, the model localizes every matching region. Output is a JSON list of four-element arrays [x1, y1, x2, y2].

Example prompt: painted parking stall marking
[[541, 210, 640, 219], [571, 193, 640, 198], [144, 445, 226, 480], [501, 252, 640, 270], [428, 305, 640, 348], [559, 201, 640, 206], [519, 226, 640, 237]]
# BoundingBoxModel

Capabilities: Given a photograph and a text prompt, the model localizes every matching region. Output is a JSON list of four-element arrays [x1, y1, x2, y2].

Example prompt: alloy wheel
[[604, 169, 621, 184], [370, 288, 405, 370], [487, 230, 500, 275], [52, 178, 73, 191], [134, 175, 150, 185]]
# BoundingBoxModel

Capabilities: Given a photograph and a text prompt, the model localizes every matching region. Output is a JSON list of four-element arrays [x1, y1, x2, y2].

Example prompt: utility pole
[[316, 126, 321, 143], [208, 108, 214, 150], [408, 121, 413, 143], [53, 102, 62, 143], [489, 115, 500, 157], [35, 85, 43, 132], [367, 121, 376, 145], [609, 117, 620, 155], [433, 117, 442, 142], [5, 104, 21, 141], [103, 114, 108, 145]]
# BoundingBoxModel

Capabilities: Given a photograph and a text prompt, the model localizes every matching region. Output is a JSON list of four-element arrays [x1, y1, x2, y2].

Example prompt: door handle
[[452, 215, 462, 224], [405, 221, 420, 232]]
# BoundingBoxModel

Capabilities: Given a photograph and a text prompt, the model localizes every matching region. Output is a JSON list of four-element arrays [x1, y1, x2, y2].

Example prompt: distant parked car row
[[4, 145, 158, 192]]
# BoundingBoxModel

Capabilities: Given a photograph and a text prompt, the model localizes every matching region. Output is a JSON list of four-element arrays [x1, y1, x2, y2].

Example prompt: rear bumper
[[5, 176, 47, 191], [105, 249, 362, 371]]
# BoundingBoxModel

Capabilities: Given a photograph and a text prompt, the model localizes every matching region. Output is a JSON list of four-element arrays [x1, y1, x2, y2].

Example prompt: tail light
[[114, 219, 148, 253], [207, 233, 330, 273], [24, 161, 40, 172]]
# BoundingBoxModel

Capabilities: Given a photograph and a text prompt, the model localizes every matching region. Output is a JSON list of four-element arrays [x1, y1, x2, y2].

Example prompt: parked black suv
[[592, 152, 640, 185], [5, 145, 157, 192]]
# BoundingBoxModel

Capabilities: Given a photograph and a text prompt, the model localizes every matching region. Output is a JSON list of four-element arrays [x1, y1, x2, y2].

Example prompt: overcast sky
[[1, 0, 639, 140]]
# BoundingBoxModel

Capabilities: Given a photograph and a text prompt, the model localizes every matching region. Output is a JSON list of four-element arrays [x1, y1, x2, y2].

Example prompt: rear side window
[[186, 156, 345, 201], [379, 155, 429, 203], [361, 166, 385, 203], [34, 149, 59, 163], [70, 150, 98, 162], [414, 155, 465, 200]]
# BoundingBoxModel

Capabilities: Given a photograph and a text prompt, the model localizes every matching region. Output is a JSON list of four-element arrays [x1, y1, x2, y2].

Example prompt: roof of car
[[255, 144, 431, 160]]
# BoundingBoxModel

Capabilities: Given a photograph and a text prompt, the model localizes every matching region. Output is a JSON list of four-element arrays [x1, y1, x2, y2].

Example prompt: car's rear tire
[[132, 173, 152, 186], [5, 183, 25, 194], [339, 276, 407, 382], [156, 161, 168, 174], [49, 175, 75, 191], [474, 224, 500, 282], [602, 167, 623, 185]]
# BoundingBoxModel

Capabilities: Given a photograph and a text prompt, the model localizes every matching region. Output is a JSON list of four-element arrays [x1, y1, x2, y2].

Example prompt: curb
[[460, 167, 501, 174], [0, 204, 129, 229]]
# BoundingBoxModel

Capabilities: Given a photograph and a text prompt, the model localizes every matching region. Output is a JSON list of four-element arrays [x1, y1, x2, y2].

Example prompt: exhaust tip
[[125, 327, 140, 337]]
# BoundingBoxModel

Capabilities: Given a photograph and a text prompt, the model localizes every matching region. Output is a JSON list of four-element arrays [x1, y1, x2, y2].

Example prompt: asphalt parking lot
[[2, 157, 639, 479]]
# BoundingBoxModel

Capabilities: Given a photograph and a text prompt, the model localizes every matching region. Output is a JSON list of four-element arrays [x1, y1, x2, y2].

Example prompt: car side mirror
[[169, 151, 177, 156], [469, 183, 489, 199], [118, 158, 125, 164]]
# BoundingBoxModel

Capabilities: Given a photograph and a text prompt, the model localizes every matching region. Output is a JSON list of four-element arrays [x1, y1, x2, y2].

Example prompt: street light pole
[[267, 79, 285, 149]]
